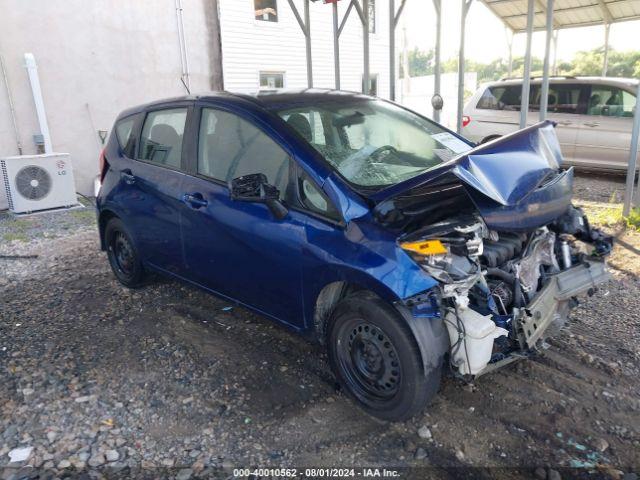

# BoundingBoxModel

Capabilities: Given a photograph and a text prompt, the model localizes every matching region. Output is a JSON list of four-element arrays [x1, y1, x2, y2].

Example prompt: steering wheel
[[369, 145, 398, 162]]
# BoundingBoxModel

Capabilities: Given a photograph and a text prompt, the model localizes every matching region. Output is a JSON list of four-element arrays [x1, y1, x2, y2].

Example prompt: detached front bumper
[[518, 259, 610, 349]]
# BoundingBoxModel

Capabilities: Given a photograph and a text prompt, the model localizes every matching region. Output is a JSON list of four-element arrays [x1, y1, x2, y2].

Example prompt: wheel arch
[[311, 277, 449, 377], [481, 134, 502, 144], [98, 209, 119, 250]]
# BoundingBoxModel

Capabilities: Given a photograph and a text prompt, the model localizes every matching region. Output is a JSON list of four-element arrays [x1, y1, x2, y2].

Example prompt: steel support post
[[519, 0, 535, 129], [433, 0, 442, 121], [540, 0, 554, 121], [623, 82, 640, 216], [457, 0, 473, 133]]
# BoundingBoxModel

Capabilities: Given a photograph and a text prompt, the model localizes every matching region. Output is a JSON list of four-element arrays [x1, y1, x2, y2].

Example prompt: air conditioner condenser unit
[[1, 153, 78, 214]]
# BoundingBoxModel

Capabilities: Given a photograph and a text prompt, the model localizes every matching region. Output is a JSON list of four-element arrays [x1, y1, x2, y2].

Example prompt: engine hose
[[513, 278, 524, 308], [485, 268, 516, 284]]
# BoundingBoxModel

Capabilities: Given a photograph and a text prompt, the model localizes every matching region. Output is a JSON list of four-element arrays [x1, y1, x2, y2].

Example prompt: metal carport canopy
[[469, 0, 640, 215], [480, 0, 640, 32]]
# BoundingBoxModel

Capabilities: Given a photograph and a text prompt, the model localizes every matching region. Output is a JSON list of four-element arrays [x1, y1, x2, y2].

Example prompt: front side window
[[255, 0, 277, 22], [198, 108, 290, 199], [139, 108, 187, 169], [260, 72, 285, 89], [278, 99, 473, 188], [587, 85, 636, 117]]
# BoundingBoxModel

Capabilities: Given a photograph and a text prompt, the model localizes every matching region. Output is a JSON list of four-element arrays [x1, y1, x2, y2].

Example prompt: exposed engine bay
[[400, 205, 612, 376]]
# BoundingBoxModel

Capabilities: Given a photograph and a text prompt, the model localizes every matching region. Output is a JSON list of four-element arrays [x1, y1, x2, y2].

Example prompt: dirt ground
[[0, 173, 639, 479]]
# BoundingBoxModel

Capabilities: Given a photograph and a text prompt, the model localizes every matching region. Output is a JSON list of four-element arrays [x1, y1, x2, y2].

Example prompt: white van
[[462, 76, 639, 172]]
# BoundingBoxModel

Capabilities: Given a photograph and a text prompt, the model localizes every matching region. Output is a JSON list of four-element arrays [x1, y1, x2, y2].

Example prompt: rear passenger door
[[121, 104, 191, 274], [179, 104, 307, 328]]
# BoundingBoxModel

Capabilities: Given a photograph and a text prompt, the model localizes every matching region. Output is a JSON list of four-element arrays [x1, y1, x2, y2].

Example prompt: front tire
[[105, 217, 146, 288], [328, 292, 441, 422]]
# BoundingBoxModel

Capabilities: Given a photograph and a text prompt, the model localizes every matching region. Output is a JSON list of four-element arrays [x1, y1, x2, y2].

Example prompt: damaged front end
[[373, 122, 613, 377], [400, 207, 611, 376]]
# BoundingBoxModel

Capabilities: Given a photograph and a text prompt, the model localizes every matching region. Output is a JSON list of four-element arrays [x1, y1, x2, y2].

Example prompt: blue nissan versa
[[97, 90, 612, 421]]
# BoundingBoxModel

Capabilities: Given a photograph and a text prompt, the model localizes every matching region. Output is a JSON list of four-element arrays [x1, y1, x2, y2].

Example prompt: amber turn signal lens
[[400, 239, 448, 255]]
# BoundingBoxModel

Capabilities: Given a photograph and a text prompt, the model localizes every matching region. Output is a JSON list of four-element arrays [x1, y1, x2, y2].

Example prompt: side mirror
[[431, 93, 444, 111], [229, 173, 288, 220]]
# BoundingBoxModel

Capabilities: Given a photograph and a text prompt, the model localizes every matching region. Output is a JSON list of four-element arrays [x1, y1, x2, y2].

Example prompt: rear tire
[[105, 217, 146, 288], [327, 292, 441, 421]]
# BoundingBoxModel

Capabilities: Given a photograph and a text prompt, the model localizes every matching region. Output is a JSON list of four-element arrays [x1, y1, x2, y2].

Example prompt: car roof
[[480, 76, 639, 89], [117, 89, 374, 120]]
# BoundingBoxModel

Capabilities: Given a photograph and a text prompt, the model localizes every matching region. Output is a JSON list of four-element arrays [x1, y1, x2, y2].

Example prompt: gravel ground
[[1, 175, 639, 480]]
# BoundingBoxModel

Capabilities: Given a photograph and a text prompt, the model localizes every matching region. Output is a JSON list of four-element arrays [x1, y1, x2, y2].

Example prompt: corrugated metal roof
[[480, 0, 640, 32]]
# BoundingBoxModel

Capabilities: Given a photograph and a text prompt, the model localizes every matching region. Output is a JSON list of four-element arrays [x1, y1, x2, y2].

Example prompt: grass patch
[[627, 207, 640, 230], [578, 201, 640, 231], [3, 232, 28, 243], [70, 208, 96, 222]]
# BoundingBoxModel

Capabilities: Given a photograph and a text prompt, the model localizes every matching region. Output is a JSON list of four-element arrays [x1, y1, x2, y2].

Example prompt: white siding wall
[[0, 0, 215, 199], [219, 0, 391, 98]]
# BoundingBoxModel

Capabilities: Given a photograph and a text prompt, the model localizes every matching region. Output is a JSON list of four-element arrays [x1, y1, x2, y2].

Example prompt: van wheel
[[327, 292, 441, 421], [105, 217, 146, 288]]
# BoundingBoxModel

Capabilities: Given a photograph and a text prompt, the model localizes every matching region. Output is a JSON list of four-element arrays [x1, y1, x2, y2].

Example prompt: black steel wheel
[[105, 217, 146, 288], [340, 322, 401, 401], [328, 292, 442, 421]]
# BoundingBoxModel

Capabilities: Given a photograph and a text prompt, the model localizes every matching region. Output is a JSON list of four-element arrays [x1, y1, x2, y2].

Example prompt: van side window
[[139, 108, 187, 169], [538, 84, 583, 114], [587, 86, 636, 117], [198, 108, 290, 200], [115, 116, 137, 158], [476, 86, 524, 111]]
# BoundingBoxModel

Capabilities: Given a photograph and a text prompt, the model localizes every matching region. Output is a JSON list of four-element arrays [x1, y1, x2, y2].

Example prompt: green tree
[[400, 48, 435, 78], [399, 46, 640, 81]]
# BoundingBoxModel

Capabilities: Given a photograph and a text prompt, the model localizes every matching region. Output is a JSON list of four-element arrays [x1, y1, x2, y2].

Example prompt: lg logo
[[56, 160, 67, 175]]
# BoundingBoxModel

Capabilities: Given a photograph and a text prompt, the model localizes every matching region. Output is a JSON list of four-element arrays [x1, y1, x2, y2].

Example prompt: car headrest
[[287, 113, 312, 143], [150, 124, 179, 146]]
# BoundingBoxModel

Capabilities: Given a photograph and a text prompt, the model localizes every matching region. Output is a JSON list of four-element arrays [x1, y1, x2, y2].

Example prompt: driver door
[[179, 105, 307, 328]]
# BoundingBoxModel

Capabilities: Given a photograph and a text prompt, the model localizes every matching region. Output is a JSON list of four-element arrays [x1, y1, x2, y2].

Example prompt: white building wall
[[219, 0, 391, 98], [0, 0, 215, 200]]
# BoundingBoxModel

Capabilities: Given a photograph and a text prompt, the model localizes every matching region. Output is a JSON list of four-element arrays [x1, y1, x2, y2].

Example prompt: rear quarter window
[[114, 116, 138, 158]]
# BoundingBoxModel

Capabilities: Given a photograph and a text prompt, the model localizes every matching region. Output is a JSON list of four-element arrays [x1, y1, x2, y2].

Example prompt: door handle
[[182, 193, 208, 209], [583, 122, 600, 128], [121, 169, 136, 185], [557, 121, 572, 126]]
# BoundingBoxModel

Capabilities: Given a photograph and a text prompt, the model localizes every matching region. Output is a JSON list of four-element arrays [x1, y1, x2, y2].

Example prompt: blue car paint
[[97, 90, 570, 339]]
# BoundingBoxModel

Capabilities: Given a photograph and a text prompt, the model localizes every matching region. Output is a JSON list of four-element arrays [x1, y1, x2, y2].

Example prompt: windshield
[[277, 99, 473, 188]]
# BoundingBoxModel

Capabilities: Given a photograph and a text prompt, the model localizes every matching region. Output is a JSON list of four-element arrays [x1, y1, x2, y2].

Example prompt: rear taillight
[[99, 148, 108, 183], [462, 115, 471, 128]]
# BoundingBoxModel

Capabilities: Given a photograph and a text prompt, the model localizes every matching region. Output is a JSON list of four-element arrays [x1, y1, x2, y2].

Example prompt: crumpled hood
[[370, 121, 573, 231]]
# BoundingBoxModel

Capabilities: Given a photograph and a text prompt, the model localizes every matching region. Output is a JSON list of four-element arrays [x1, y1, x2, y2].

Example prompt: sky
[[399, 1, 640, 64]]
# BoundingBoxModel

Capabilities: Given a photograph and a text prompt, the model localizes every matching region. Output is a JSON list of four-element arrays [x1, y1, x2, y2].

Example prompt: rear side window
[[198, 108, 290, 200], [476, 85, 524, 111], [139, 108, 187, 169], [533, 84, 584, 114], [115, 116, 137, 158]]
